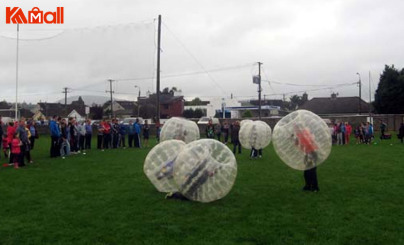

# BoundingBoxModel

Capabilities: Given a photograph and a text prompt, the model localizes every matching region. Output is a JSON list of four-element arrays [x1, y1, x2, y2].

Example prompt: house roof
[[38, 102, 85, 117], [300, 96, 370, 115]]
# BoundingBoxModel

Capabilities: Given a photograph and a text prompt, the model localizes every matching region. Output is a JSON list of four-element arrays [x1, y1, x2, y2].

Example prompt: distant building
[[138, 93, 184, 119], [35, 96, 87, 119], [206, 98, 241, 118], [300, 93, 370, 115], [103, 100, 136, 118]]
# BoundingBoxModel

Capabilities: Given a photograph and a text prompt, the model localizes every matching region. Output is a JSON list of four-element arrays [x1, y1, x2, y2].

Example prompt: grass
[[0, 135, 403, 245]]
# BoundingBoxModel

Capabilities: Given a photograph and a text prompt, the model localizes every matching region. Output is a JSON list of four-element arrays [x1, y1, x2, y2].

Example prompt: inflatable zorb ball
[[240, 119, 253, 127], [144, 140, 186, 192], [239, 120, 272, 149], [173, 139, 237, 203], [272, 110, 331, 171], [160, 117, 200, 144]]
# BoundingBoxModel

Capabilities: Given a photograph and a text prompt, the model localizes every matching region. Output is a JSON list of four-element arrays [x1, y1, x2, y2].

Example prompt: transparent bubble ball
[[272, 110, 332, 171], [160, 117, 200, 144], [240, 119, 253, 127], [173, 139, 237, 203], [144, 140, 186, 192], [239, 120, 272, 149]]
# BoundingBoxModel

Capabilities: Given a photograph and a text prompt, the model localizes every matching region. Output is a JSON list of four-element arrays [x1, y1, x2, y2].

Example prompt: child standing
[[11, 134, 22, 169]]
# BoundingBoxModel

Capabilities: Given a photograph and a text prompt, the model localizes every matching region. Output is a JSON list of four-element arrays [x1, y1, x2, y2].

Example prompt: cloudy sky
[[1, 0, 403, 104]]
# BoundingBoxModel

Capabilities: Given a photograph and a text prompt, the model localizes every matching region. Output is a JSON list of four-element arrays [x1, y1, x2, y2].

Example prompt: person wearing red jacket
[[294, 124, 319, 192], [6, 121, 17, 163], [345, 122, 352, 145], [102, 119, 111, 149], [11, 134, 22, 169]]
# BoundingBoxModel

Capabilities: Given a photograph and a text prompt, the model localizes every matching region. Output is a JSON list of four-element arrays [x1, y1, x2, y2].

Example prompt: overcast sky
[[1, 0, 403, 104]]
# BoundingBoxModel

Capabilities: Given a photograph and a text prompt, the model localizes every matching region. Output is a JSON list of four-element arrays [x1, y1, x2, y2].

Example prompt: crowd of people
[[49, 116, 155, 159], [1, 114, 403, 170], [0, 115, 38, 168], [330, 121, 376, 145]]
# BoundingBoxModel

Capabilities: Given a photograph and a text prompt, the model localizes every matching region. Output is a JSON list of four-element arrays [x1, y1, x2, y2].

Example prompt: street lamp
[[134, 85, 141, 117]]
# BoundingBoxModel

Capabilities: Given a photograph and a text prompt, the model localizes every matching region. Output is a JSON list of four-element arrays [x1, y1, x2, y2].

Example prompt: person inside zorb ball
[[239, 120, 272, 158], [143, 140, 186, 193], [160, 117, 200, 144], [172, 139, 237, 203], [272, 110, 332, 191]]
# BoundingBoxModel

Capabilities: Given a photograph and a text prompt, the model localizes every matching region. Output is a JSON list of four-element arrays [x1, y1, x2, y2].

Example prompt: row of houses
[[0, 93, 371, 121]]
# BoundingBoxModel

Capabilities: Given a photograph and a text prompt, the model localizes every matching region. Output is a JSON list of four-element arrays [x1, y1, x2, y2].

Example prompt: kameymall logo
[[6, 7, 64, 24]]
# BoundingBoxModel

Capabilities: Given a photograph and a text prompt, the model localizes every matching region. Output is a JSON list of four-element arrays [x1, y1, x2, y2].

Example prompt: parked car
[[197, 117, 219, 125], [121, 117, 144, 125]]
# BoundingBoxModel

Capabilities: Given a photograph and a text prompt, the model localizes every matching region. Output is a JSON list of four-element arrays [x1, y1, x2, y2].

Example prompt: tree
[[183, 108, 195, 118], [162, 87, 180, 95], [288, 93, 308, 110], [373, 65, 404, 114], [242, 110, 253, 118], [194, 108, 204, 118]]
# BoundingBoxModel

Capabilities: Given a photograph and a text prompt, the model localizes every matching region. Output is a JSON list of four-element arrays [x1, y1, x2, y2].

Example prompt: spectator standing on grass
[[68, 119, 78, 154], [231, 121, 241, 154], [215, 122, 222, 141], [119, 121, 127, 148], [398, 123, 404, 143], [340, 122, 346, 145], [97, 120, 104, 150], [111, 119, 119, 149], [103, 119, 111, 149], [127, 120, 135, 147], [78, 121, 86, 152], [11, 133, 22, 169], [28, 120, 38, 150], [380, 120, 387, 139], [85, 120, 92, 149], [60, 119, 70, 158], [336, 123, 343, 145], [344, 122, 351, 145], [17, 118, 30, 165], [134, 119, 142, 148], [222, 121, 229, 144], [206, 120, 215, 139], [368, 123, 374, 144], [49, 116, 61, 158], [143, 120, 150, 148]]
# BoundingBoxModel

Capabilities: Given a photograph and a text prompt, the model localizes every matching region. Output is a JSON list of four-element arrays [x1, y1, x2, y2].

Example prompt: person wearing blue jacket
[[119, 122, 127, 148], [134, 119, 142, 148], [49, 115, 61, 158], [127, 120, 135, 147]]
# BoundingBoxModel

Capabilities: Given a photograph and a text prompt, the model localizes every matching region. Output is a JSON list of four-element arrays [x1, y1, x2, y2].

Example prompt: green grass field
[[0, 136, 403, 245]]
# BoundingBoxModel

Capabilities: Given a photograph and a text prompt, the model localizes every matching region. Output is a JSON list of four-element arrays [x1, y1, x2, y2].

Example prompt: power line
[[162, 21, 227, 94], [115, 63, 253, 81]]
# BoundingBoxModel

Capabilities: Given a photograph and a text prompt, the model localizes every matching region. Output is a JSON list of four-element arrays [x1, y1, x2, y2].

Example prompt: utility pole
[[357, 72, 362, 115], [369, 71, 372, 118], [135, 85, 141, 118], [258, 62, 262, 120], [106, 79, 115, 118], [62, 87, 70, 116], [15, 23, 19, 120], [156, 15, 162, 123]]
